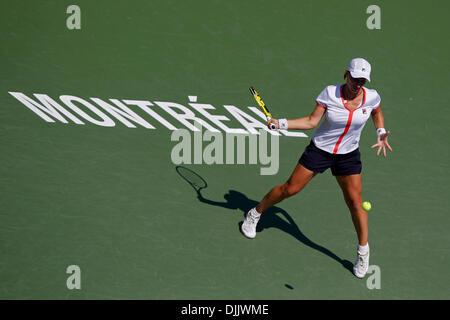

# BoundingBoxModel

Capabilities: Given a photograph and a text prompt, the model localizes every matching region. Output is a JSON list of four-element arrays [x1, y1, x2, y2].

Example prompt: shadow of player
[[174, 165, 353, 274], [197, 189, 353, 274]]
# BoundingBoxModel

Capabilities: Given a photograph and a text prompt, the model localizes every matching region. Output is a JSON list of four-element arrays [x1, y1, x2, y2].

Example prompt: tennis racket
[[176, 166, 207, 194], [249, 87, 276, 130]]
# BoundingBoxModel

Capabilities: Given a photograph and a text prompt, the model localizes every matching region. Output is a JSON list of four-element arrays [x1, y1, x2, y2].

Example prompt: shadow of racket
[[175, 166, 208, 195]]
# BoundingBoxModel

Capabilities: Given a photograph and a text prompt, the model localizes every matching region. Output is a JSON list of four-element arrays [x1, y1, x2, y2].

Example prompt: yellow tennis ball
[[362, 201, 372, 211]]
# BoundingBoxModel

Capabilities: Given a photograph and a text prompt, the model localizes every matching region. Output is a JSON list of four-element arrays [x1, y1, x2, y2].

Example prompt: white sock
[[250, 207, 261, 217], [358, 243, 369, 254]]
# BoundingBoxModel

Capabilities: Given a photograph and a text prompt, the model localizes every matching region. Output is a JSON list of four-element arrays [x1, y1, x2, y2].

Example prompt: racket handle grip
[[267, 117, 277, 130]]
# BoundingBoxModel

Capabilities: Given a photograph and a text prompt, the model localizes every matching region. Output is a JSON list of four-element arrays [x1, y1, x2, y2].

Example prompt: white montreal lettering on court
[[8, 92, 308, 138]]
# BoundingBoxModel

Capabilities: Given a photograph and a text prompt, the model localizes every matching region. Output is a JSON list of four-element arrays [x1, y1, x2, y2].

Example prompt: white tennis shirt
[[312, 84, 381, 154]]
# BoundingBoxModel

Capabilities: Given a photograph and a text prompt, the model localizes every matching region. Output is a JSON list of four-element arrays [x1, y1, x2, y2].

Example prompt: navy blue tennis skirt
[[299, 140, 362, 176]]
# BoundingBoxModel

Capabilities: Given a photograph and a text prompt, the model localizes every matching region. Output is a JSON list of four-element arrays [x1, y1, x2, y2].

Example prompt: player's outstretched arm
[[267, 103, 325, 130]]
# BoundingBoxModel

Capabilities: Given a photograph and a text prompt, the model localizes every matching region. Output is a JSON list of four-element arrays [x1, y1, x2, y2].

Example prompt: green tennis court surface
[[1, 0, 449, 299]]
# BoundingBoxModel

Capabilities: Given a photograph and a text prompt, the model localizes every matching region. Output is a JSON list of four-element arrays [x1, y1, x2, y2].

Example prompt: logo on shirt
[[362, 108, 367, 114]]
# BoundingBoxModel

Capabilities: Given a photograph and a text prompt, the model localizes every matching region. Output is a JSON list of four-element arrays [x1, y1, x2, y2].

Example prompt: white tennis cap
[[347, 58, 371, 82]]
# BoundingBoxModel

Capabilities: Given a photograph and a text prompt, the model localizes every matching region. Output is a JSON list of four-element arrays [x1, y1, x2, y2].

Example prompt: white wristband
[[278, 118, 288, 130], [376, 128, 386, 136]]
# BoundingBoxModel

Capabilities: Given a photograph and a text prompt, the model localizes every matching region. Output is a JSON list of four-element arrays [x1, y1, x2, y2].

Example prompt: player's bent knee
[[281, 183, 301, 198]]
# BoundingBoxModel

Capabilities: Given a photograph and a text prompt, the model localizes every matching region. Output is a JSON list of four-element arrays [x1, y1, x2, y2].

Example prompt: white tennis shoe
[[353, 249, 370, 278], [241, 209, 261, 239]]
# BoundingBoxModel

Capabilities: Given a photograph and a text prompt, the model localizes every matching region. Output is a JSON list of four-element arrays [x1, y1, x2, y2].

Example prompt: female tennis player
[[241, 58, 392, 278]]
